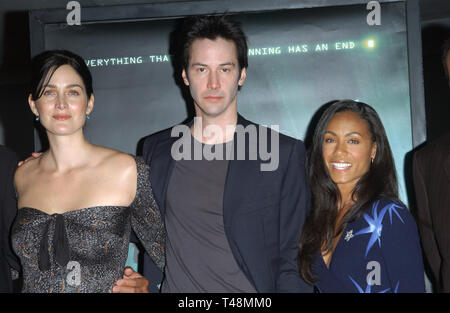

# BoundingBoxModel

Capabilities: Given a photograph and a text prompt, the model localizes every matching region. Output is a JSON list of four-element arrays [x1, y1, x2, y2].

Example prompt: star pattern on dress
[[385, 202, 404, 224], [353, 200, 405, 257], [344, 230, 354, 242], [348, 275, 393, 293]]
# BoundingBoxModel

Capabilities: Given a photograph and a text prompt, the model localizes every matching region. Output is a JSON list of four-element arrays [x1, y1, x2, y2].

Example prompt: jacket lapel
[[150, 135, 178, 217], [223, 114, 253, 225], [153, 115, 258, 221]]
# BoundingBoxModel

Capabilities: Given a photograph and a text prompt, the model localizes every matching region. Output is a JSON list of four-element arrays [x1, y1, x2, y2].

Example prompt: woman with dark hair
[[298, 100, 425, 293], [12, 50, 165, 292]]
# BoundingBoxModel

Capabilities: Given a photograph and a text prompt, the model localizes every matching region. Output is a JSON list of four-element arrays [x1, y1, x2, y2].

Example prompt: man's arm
[[112, 267, 149, 293], [276, 140, 312, 292]]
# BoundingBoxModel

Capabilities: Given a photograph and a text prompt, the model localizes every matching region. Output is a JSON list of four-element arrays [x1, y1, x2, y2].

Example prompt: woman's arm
[[129, 157, 165, 271], [380, 200, 426, 292]]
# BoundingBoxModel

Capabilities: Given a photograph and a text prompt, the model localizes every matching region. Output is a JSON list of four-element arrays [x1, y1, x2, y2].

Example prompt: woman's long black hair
[[298, 100, 400, 284]]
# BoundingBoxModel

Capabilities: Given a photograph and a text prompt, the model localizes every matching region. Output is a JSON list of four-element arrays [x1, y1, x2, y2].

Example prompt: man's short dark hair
[[441, 38, 450, 81], [181, 15, 248, 72]]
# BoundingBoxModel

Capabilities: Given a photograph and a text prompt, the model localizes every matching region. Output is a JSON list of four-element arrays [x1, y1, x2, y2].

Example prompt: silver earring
[[35, 116, 39, 121], [86, 114, 90, 120]]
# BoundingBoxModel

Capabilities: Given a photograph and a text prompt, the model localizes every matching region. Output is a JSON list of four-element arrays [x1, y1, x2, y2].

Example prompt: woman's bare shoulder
[[14, 156, 40, 187], [93, 146, 136, 178]]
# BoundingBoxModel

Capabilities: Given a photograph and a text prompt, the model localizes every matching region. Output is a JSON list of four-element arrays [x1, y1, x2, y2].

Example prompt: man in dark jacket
[[413, 38, 450, 292], [0, 145, 20, 292], [118, 15, 312, 293]]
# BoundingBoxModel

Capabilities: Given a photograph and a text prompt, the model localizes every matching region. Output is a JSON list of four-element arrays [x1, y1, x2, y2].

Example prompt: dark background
[[0, 0, 449, 159]]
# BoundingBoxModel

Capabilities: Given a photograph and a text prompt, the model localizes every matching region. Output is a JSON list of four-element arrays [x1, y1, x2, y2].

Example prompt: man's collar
[[186, 113, 249, 127]]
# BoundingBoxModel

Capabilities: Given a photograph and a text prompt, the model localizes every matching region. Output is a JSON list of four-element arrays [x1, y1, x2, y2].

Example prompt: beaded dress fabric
[[11, 157, 165, 293]]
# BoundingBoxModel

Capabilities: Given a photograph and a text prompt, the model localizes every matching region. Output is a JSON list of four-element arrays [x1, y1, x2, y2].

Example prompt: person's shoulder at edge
[[0, 145, 18, 161], [0, 145, 18, 186], [415, 131, 450, 159]]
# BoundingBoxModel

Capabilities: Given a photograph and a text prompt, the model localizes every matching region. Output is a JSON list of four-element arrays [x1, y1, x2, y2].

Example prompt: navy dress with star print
[[313, 198, 425, 293]]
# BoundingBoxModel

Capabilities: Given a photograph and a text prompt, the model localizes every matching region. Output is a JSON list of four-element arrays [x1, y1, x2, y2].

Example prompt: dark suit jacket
[[140, 115, 312, 292], [0, 145, 20, 292], [413, 132, 450, 292]]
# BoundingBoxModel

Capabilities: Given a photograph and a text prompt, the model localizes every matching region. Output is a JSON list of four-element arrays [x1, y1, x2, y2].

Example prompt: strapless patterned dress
[[11, 157, 165, 293]]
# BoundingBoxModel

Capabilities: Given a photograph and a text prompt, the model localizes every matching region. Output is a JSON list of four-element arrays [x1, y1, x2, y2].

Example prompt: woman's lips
[[53, 114, 71, 120]]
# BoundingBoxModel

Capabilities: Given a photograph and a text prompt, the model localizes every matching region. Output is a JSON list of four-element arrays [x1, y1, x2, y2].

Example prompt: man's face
[[182, 37, 246, 119]]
